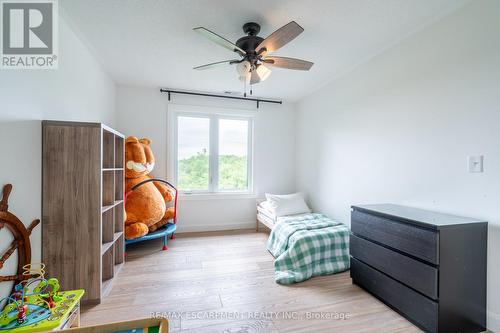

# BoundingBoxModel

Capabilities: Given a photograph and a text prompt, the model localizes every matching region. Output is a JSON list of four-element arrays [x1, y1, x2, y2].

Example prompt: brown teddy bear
[[124, 137, 175, 240]]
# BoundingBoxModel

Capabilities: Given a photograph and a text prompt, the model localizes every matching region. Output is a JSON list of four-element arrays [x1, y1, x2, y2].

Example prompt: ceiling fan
[[193, 21, 313, 86]]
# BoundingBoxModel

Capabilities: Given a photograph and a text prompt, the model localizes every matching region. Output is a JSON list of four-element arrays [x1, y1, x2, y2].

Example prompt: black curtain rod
[[160, 88, 282, 109]]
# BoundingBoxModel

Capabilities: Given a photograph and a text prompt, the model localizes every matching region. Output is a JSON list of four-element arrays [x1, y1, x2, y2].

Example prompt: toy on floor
[[124, 137, 176, 240], [125, 178, 177, 252], [1, 264, 53, 327], [0, 263, 84, 332]]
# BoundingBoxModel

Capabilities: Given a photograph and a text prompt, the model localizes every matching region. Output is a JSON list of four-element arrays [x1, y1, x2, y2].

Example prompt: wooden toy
[[64, 318, 169, 333], [0, 184, 40, 288]]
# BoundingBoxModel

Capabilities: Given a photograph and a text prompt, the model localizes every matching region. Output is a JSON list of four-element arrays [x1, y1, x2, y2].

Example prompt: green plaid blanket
[[267, 213, 350, 284]]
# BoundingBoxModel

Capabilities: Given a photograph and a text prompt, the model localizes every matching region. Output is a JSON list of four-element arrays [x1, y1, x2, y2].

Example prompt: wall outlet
[[468, 155, 484, 173]]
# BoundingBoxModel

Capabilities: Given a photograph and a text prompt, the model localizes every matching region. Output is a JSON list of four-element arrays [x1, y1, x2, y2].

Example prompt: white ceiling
[[61, 0, 468, 101]]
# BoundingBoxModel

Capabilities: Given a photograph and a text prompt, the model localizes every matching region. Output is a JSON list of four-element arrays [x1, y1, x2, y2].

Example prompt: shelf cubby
[[103, 130, 115, 169], [115, 136, 124, 168], [114, 234, 124, 266], [114, 202, 124, 233], [102, 209, 114, 244], [114, 170, 124, 201], [102, 170, 115, 206], [102, 246, 114, 281]]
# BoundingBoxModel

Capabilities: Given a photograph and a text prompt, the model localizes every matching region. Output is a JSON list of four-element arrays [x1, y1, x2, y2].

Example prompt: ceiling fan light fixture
[[236, 61, 251, 82], [255, 64, 271, 82]]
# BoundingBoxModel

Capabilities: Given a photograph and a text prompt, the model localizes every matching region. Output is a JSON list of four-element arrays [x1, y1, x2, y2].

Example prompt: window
[[177, 116, 210, 191], [218, 118, 249, 190], [171, 108, 253, 194]]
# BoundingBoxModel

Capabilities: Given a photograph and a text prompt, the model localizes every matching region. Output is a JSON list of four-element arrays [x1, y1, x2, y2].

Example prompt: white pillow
[[265, 192, 311, 217]]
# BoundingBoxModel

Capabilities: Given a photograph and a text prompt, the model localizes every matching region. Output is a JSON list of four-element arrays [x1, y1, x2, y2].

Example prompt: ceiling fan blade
[[193, 59, 240, 70], [194, 59, 240, 70], [263, 56, 313, 71], [193, 27, 246, 56], [257, 21, 304, 54], [250, 70, 261, 85]]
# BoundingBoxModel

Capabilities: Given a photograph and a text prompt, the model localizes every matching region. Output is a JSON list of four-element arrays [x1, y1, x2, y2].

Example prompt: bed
[[256, 199, 277, 231], [257, 196, 350, 284]]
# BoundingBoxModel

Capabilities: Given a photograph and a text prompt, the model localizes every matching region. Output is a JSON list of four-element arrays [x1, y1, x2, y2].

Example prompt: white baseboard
[[176, 220, 256, 233]]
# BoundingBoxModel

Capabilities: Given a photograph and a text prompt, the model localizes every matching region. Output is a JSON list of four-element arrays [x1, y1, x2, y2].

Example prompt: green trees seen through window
[[178, 150, 247, 191]]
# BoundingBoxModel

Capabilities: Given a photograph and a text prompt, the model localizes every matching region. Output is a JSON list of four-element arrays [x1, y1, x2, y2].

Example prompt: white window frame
[[167, 104, 255, 197]]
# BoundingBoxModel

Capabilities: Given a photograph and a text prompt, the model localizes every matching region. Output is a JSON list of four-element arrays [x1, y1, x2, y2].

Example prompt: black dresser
[[350, 204, 487, 333]]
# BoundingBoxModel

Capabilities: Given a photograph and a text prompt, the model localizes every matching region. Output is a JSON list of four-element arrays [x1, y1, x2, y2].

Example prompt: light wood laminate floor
[[81, 230, 421, 332]]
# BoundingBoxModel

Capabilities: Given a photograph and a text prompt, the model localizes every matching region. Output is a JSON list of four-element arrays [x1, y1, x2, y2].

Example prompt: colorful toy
[[0, 263, 84, 332], [124, 137, 177, 241]]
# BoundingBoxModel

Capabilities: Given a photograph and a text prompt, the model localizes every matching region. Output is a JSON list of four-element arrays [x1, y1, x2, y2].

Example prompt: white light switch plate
[[468, 155, 484, 173]]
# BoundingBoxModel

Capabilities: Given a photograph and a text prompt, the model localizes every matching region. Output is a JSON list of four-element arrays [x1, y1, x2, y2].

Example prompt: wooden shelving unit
[[100, 127, 125, 297], [42, 121, 125, 304]]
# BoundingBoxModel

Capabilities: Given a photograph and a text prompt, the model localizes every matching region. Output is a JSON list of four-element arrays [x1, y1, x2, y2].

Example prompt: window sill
[[178, 192, 257, 201]]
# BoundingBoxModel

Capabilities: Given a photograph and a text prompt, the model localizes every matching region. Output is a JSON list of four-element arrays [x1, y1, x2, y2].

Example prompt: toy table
[[63, 318, 169, 333], [0, 290, 84, 332]]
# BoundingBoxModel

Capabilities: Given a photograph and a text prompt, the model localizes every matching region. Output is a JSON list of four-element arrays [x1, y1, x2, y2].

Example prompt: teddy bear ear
[[126, 136, 139, 143], [139, 138, 152, 145]]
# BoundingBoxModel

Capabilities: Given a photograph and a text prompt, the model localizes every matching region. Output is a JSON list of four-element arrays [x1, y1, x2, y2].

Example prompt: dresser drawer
[[351, 257, 438, 333], [350, 234, 438, 300], [351, 209, 439, 264]]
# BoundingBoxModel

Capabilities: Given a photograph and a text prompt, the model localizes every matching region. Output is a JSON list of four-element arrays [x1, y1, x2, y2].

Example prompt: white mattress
[[257, 201, 277, 229], [257, 203, 277, 222], [257, 212, 275, 227]]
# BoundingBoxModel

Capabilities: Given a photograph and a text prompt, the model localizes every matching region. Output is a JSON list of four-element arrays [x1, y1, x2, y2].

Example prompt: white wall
[[295, 0, 500, 330], [0, 16, 116, 303], [115, 85, 296, 232]]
